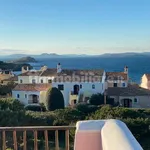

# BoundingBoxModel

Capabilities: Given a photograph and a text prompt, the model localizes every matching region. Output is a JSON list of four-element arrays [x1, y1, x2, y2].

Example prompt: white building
[[12, 64, 106, 107]]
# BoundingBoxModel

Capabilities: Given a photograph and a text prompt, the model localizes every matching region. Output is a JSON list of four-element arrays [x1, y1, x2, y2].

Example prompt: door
[[124, 99, 130, 107], [74, 85, 79, 95]]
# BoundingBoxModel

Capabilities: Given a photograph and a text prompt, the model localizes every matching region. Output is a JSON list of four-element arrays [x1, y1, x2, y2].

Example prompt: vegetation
[[45, 87, 65, 111], [89, 93, 116, 106], [0, 61, 32, 71], [0, 98, 24, 111], [25, 105, 46, 112], [0, 81, 17, 95], [8, 56, 37, 64], [0, 98, 149, 149]]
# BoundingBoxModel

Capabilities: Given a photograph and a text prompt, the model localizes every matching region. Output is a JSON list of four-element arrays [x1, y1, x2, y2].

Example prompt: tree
[[89, 93, 115, 106], [45, 87, 64, 111], [89, 93, 104, 105]]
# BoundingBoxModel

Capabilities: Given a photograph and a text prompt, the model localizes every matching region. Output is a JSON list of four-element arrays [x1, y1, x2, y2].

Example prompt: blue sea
[[32, 56, 150, 84]]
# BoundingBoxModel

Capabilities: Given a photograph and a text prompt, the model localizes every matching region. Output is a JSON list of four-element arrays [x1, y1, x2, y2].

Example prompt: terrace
[[0, 120, 144, 150], [0, 126, 75, 150]]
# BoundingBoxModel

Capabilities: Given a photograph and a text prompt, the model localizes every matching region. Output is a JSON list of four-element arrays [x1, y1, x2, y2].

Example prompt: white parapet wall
[[74, 119, 143, 150]]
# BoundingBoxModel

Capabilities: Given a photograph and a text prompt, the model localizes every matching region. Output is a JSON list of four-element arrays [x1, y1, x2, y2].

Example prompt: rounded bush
[[25, 105, 46, 112]]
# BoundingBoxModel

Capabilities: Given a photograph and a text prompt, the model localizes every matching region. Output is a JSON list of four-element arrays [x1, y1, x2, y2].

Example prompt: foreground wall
[[74, 119, 143, 150]]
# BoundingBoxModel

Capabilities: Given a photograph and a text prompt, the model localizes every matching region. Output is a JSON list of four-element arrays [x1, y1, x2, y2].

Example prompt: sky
[[0, 0, 150, 55]]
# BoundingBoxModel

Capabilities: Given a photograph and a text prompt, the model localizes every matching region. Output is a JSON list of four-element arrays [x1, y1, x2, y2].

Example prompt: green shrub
[[45, 87, 64, 111], [89, 93, 104, 105], [53, 107, 84, 125], [74, 104, 98, 116], [25, 105, 46, 112], [87, 105, 146, 120], [0, 98, 24, 111], [123, 118, 150, 140]]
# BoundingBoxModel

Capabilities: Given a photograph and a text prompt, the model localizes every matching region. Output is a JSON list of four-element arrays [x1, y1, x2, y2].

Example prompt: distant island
[[7, 56, 37, 64]]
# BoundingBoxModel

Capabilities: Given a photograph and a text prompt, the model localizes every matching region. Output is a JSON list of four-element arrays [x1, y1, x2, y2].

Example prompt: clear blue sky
[[0, 0, 150, 55]]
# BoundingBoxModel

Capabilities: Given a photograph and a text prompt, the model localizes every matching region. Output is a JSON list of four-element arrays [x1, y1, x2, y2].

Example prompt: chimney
[[124, 66, 128, 74], [57, 63, 62, 73], [40, 65, 48, 71], [22, 66, 29, 73]]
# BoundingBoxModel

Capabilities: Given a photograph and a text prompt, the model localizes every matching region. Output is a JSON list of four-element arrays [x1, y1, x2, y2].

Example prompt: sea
[[1, 56, 150, 84], [32, 56, 150, 84]]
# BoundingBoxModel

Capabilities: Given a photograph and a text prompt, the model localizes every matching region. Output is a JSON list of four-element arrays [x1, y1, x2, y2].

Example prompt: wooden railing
[[0, 126, 75, 150]]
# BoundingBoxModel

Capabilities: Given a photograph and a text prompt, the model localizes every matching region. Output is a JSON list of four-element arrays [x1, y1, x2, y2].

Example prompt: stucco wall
[[107, 81, 128, 88], [18, 76, 30, 84], [140, 74, 148, 89], [40, 91, 47, 104], [110, 95, 150, 108], [18, 76, 55, 84], [52, 82, 104, 107], [12, 91, 40, 105]]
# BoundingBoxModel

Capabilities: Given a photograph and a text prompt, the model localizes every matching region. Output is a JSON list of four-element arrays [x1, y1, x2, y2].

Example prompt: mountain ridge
[[1, 52, 150, 59]]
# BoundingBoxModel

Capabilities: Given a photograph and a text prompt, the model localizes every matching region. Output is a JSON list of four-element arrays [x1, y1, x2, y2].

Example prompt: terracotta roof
[[106, 85, 150, 96], [106, 72, 128, 81], [19, 71, 43, 76], [3, 76, 18, 81], [40, 68, 57, 76], [53, 69, 104, 82], [13, 84, 51, 91], [19, 68, 104, 78]]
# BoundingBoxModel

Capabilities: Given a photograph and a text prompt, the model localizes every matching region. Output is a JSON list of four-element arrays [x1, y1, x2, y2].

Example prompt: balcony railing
[[28, 99, 39, 104], [0, 126, 75, 150]]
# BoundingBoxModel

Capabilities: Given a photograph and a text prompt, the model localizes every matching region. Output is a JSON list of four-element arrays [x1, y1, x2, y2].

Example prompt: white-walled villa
[[12, 64, 150, 108], [12, 64, 106, 106]]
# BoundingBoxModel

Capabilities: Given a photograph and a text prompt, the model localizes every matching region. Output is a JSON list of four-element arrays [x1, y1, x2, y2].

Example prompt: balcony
[[0, 126, 75, 150]]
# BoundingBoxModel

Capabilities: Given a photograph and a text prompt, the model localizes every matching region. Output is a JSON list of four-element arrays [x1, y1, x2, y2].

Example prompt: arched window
[[41, 79, 43, 83]]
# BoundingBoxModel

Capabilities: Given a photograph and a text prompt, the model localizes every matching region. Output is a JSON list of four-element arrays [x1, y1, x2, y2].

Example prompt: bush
[[25, 105, 46, 112], [45, 87, 64, 111], [53, 107, 85, 125], [89, 93, 104, 105], [0, 98, 24, 111], [123, 118, 150, 140], [74, 104, 99, 116]]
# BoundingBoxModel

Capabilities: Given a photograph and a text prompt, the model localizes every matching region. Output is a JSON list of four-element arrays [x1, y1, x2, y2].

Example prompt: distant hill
[[98, 52, 150, 58], [8, 57, 37, 64], [1, 52, 150, 59], [0, 61, 32, 71], [4, 53, 89, 59]]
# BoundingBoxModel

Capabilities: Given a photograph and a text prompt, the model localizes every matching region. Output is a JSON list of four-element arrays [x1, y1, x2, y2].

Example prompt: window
[[74, 100, 77, 104], [17, 94, 20, 98], [41, 79, 43, 83], [114, 83, 117, 87], [122, 83, 126, 87], [32, 95, 38, 103], [134, 98, 138, 103], [20, 79, 23, 83], [48, 79, 52, 83], [92, 84, 95, 89], [25, 94, 27, 98], [58, 84, 64, 90], [80, 84, 82, 89], [32, 79, 36, 83]]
